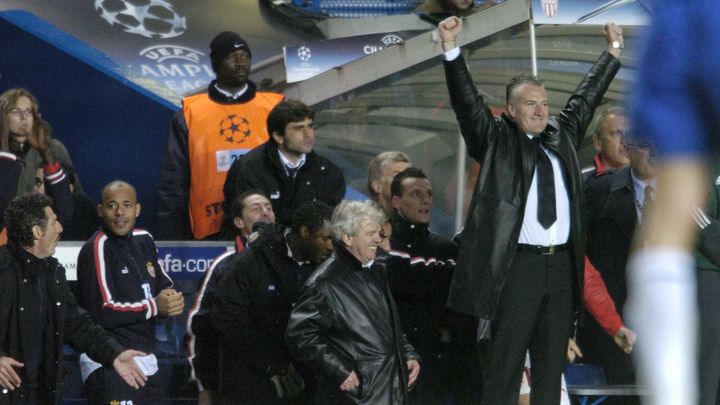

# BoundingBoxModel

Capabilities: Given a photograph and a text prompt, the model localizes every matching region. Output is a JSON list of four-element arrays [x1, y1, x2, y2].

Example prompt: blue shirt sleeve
[[630, 2, 720, 159]]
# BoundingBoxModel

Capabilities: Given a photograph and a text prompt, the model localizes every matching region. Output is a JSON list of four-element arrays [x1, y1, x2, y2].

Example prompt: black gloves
[[270, 363, 305, 398]]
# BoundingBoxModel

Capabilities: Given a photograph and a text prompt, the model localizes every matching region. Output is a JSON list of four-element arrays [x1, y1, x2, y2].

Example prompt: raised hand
[[541, 0, 558, 18], [438, 16, 463, 52], [27, 119, 49, 152], [603, 22, 624, 57]]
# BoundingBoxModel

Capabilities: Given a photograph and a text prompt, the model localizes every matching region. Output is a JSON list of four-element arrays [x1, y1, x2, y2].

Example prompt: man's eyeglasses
[[622, 140, 653, 150], [7, 108, 33, 119]]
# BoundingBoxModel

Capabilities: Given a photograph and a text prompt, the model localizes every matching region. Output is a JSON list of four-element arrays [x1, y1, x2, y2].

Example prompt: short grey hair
[[331, 200, 387, 241], [592, 106, 627, 138], [367, 151, 411, 201]]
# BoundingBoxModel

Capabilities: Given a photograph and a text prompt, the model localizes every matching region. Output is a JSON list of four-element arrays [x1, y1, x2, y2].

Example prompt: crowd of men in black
[[4, 13, 720, 405]]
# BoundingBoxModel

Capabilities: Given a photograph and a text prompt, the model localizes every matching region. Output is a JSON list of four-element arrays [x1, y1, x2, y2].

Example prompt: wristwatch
[[611, 40, 623, 49]]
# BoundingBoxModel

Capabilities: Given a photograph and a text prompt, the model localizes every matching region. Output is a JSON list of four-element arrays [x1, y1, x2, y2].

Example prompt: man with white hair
[[287, 200, 421, 404]]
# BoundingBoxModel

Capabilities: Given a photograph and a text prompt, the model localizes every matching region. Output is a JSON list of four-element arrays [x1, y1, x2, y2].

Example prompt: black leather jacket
[[287, 241, 420, 405], [443, 51, 621, 341]]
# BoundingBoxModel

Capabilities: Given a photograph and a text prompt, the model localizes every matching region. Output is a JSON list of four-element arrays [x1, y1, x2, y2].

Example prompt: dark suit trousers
[[697, 269, 720, 405], [479, 249, 574, 405]]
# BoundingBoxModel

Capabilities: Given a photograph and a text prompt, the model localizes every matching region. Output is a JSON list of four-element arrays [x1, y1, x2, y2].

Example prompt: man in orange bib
[[157, 31, 283, 240]]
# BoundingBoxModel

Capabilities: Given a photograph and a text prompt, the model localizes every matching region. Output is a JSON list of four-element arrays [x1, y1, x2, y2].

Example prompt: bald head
[[98, 180, 140, 236], [101, 180, 136, 201]]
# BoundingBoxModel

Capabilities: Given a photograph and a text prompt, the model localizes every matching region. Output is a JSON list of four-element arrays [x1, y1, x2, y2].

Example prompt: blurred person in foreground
[[627, 2, 720, 405]]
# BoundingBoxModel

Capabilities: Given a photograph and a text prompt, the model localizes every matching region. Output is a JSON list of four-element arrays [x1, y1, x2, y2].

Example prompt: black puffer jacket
[[212, 225, 315, 403], [443, 51, 621, 341], [0, 243, 123, 405], [385, 214, 455, 378], [223, 141, 345, 226], [287, 240, 420, 405]]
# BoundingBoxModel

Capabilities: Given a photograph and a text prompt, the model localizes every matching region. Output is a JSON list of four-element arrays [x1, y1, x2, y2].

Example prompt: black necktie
[[534, 137, 556, 229], [287, 166, 298, 179]]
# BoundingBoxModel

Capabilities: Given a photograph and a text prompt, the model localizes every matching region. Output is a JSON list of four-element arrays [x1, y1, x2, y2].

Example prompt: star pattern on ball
[[95, 0, 186, 39], [218, 114, 252, 144]]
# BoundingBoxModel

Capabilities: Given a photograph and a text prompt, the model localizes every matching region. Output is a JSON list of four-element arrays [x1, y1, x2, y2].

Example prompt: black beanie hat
[[210, 31, 251, 72]]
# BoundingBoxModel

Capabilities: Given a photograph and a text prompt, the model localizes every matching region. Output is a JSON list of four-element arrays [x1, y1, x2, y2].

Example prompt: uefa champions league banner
[[530, 0, 651, 25], [1, 0, 651, 98], [0, 0, 321, 102], [284, 31, 425, 83]]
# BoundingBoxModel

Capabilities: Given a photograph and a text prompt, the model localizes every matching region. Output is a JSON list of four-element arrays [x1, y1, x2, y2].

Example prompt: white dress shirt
[[278, 149, 306, 177], [518, 137, 571, 246], [631, 169, 657, 223], [443, 48, 570, 245]]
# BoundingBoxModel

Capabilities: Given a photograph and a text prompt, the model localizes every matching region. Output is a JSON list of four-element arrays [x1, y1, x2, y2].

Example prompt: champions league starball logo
[[218, 114, 252, 144], [297, 46, 311, 62], [138, 45, 214, 95], [94, 0, 187, 39]]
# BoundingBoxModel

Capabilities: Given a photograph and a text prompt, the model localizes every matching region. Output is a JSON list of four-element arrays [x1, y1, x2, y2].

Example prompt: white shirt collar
[[214, 83, 248, 99], [630, 169, 657, 208], [278, 149, 306, 171], [283, 228, 309, 266]]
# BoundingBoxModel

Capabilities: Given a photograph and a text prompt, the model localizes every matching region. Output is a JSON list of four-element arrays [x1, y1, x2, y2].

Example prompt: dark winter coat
[[212, 225, 315, 403], [287, 240, 420, 404], [0, 243, 123, 405], [443, 51, 621, 341], [223, 141, 345, 226]]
